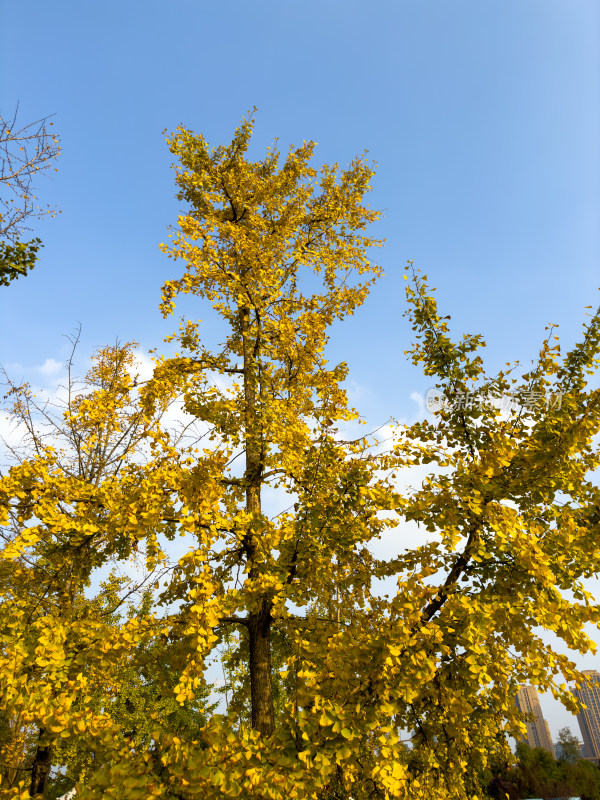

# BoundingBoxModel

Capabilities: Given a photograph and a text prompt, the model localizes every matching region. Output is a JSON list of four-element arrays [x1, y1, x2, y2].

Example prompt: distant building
[[572, 670, 600, 763], [515, 685, 554, 755]]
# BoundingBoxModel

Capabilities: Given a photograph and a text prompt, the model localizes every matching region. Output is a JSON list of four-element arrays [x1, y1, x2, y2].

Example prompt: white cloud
[[37, 358, 63, 377], [130, 351, 156, 383], [0, 413, 28, 463], [410, 390, 425, 415]]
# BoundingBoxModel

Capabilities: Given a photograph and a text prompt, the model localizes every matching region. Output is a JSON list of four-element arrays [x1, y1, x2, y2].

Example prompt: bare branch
[[0, 106, 61, 243]]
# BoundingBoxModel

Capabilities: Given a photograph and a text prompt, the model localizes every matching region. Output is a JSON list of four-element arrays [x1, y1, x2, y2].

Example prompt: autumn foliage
[[1, 115, 600, 799]]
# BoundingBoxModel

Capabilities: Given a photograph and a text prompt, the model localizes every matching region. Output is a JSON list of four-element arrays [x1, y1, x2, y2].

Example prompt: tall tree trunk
[[30, 728, 52, 798], [240, 304, 275, 737], [249, 597, 275, 736]]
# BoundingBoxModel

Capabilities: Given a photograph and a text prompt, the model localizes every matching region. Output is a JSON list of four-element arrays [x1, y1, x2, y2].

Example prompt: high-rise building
[[572, 670, 600, 762], [515, 685, 554, 755]]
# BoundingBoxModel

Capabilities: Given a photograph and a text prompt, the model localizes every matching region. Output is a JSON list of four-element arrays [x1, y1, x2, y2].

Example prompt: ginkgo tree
[[1, 113, 600, 800], [0, 338, 213, 799]]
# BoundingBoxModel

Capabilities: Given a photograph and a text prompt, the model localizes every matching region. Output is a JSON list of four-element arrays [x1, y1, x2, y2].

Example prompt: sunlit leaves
[[1, 116, 600, 800]]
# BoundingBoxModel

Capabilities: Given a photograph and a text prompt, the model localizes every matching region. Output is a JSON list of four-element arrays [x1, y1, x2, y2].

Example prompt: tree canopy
[[1, 114, 600, 800], [488, 738, 600, 799]]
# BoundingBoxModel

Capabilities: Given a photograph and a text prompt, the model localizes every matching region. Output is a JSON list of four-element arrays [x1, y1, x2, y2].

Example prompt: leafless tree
[[0, 106, 61, 286], [0, 105, 60, 242]]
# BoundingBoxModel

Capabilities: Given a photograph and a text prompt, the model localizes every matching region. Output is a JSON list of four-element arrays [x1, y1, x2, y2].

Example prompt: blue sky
[[1, 0, 599, 738]]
